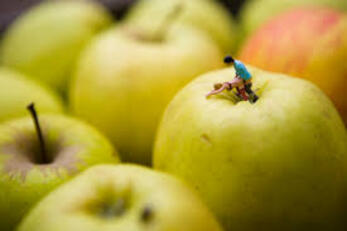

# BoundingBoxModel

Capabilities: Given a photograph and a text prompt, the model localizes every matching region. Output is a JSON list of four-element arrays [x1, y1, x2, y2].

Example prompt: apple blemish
[[140, 205, 154, 223]]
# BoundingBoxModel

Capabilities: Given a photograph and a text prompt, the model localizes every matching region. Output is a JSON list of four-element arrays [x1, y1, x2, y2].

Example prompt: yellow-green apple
[[17, 164, 223, 231], [153, 66, 347, 231], [240, 0, 347, 38], [0, 67, 63, 122], [239, 8, 347, 125], [0, 105, 120, 231], [125, 0, 237, 53], [69, 23, 223, 165], [0, 0, 113, 94]]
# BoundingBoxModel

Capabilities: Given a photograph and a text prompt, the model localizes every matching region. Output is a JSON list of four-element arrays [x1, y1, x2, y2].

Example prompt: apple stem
[[155, 4, 183, 40], [27, 103, 48, 164]]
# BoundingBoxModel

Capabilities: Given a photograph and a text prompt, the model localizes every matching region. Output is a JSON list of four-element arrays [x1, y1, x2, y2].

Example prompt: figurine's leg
[[244, 83, 252, 95], [236, 87, 240, 94], [234, 87, 242, 99], [239, 87, 249, 101], [245, 83, 259, 103]]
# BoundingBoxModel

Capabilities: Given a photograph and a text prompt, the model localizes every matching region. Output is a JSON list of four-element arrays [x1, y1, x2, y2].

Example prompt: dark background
[[0, 0, 247, 35]]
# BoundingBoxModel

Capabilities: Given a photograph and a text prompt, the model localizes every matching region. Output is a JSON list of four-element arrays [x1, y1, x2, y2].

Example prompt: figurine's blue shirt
[[234, 60, 251, 81]]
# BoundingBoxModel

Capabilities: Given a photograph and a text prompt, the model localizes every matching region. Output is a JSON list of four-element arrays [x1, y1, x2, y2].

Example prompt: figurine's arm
[[206, 82, 232, 98]]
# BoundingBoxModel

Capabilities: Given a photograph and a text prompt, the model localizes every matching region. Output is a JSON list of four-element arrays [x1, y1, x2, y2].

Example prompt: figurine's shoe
[[249, 94, 259, 103]]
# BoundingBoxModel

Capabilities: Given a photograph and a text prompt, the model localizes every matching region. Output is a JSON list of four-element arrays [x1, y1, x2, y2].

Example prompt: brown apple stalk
[[27, 102, 47, 164]]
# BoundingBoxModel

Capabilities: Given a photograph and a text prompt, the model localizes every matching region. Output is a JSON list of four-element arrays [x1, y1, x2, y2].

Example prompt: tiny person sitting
[[206, 55, 258, 103]]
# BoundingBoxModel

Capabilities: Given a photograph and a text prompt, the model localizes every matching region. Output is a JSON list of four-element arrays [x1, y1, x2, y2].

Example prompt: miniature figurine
[[206, 55, 258, 103]]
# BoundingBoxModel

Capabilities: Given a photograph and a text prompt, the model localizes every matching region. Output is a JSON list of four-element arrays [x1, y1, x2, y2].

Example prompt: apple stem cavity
[[154, 4, 183, 41], [27, 103, 48, 164]]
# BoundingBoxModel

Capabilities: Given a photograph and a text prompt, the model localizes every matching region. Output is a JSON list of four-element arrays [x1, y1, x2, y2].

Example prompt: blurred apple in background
[[0, 0, 138, 35], [0, 0, 113, 95], [70, 20, 223, 165], [126, 0, 237, 53], [239, 8, 347, 125], [18, 164, 223, 231], [154, 67, 347, 231], [0, 109, 120, 231], [240, 0, 347, 38], [0, 67, 63, 122], [0, 0, 246, 35]]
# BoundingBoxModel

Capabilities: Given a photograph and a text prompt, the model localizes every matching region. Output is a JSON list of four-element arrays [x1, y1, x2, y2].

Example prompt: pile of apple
[[0, 0, 346, 231]]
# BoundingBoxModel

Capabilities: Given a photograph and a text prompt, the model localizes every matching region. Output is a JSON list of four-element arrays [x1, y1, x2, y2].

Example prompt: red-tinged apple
[[239, 8, 347, 125], [154, 66, 347, 231], [240, 0, 347, 38], [17, 164, 223, 231], [0, 104, 120, 231]]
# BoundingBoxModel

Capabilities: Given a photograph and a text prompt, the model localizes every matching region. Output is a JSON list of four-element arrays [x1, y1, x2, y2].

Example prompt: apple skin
[[125, 0, 237, 53], [153, 66, 347, 231], [0, 67, 64, 122], [0, 0, 113, 94], [69, 24, 223, 165], [240, 0, 347, 38], [239, 8, 347, 125], [17, 164, 223, 231], [0, 115, 120, 231]]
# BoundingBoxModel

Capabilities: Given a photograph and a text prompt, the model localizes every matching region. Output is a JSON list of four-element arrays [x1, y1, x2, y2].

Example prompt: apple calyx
[[88, 185, 133, 220], [100, 198, 126, 219], [27, 103, 48, 164]]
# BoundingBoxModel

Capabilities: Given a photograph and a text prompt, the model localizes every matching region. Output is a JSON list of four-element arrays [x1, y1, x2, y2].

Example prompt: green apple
[[153, 66, 347, 231], [18, 164, 222, 231], [0, 107, 120, 231], [0, 67, 63, 122], [240, 0, 347, 38], [0, 0, 113, 94], [69, 23, 223, 165], [126, 0, 237, 53]]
